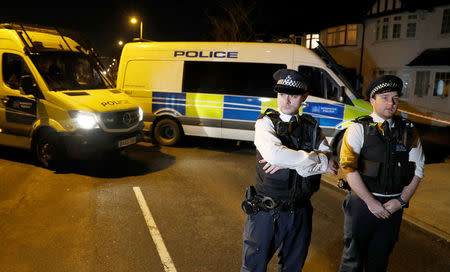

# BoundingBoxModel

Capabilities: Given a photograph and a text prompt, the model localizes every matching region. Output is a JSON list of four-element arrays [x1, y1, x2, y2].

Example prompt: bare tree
[[207, 0, 256, 41]]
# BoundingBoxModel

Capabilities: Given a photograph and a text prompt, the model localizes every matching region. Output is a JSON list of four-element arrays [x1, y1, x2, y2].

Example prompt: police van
[[116, 41, 372, 151], [0, 23, 144, 168]]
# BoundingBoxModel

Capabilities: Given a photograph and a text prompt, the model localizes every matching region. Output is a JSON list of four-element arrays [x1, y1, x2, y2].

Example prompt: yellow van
[[0, 23, 144, 168], [116, 41, 372, 151]]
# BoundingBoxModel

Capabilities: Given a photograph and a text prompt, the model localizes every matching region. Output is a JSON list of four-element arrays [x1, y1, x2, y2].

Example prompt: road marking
[[133, 186, 177, 272]]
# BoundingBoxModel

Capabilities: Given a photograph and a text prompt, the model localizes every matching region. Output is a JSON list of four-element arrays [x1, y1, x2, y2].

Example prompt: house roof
[[407, 48, 450, 66]]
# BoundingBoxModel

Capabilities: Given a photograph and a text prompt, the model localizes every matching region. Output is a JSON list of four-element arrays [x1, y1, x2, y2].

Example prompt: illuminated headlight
[[138, 106, 144, 122], [69, 110, 99, 129]]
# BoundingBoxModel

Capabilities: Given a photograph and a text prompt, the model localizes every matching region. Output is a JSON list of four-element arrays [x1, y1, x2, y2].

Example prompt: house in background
[[318, 0, 450, 124]]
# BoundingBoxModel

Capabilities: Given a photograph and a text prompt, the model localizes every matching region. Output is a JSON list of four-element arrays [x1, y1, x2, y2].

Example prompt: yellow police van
[[116, 41, 372, 151], [0, 23, 144, 168]]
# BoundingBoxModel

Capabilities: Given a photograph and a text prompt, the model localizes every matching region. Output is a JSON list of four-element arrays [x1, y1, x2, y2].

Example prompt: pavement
[[321, 156, 450, 243]]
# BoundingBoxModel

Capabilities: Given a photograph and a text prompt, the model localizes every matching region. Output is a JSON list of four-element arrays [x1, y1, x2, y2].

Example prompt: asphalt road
[[0, 137, 449, 272]]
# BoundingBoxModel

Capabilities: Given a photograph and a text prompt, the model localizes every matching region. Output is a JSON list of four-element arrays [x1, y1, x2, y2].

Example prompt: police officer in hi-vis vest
[[338, 75, 425, 272], [240, 69, 338, 272]]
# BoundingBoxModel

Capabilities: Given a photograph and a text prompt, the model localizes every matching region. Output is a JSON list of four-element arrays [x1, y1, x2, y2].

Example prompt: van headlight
[[138, 106, 144, 122], [69, 110, 99, 129]]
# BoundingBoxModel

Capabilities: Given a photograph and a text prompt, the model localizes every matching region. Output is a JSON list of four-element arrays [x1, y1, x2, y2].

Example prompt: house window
[[346, 24, 357, 45], [433, 72, 450, 97], [376, 26, 380, 40], [394, 16, 402, 21], [306, 34, 319, 49], [326, 25, 357, 46], [414, 71, 430, 97], [393, 24, 401, 38], [401, 70, 412, 99], [407, 23, 416, 38], [382, 25, 389, 39], [441, 8, 450, 34]]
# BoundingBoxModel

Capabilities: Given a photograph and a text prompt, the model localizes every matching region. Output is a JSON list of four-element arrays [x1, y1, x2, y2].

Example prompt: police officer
[[338, 75, 425, 272], [241, 69, 338, 272]]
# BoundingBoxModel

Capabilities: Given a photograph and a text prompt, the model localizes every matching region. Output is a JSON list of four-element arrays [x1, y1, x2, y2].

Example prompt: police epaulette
[[393, 115, 414, 128], [300, 113, 317, 125], [354, 115, 374, 124], [257, 108, 279, 120]]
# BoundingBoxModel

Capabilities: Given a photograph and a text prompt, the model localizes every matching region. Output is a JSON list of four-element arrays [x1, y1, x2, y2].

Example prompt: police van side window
[[298, 65, 351, 104], [182, 61, 287, 98], [2, 53, 34, 90]]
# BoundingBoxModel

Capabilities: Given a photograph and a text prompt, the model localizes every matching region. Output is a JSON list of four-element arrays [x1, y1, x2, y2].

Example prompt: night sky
[[1, 0, 370, 56]]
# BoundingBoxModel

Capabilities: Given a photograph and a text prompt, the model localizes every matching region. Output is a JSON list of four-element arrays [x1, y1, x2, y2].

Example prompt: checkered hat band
[[370, 82, 401, 98], [277, 78, 306, 90]]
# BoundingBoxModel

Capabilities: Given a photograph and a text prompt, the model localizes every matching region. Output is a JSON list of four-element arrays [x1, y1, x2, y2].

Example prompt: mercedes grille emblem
[[122, 112, 133, 126]]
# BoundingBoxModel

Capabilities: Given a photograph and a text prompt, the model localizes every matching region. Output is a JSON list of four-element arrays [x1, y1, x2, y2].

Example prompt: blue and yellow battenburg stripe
[[151, 91, 352, 128], [151, 92, 277, 121]]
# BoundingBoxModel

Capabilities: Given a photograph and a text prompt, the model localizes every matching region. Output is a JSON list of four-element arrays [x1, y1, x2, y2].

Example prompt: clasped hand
[[368, 199, 402, 219]]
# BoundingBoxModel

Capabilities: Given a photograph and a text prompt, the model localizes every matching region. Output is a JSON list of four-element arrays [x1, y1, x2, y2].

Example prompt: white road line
[[133, 186, 177, 272]]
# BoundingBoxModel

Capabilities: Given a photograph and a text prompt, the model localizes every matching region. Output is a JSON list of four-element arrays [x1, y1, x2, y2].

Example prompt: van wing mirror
[[19, 75, 39, 96]]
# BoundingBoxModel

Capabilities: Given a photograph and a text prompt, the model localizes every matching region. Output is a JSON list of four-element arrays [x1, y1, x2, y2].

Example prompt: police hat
[[273, 69, 309, 95], [366, 75, 403, 99]]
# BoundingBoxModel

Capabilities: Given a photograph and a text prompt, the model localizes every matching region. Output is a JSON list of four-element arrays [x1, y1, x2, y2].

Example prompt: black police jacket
[[355, 115, 416, 195], [255, 109, 322, 202]]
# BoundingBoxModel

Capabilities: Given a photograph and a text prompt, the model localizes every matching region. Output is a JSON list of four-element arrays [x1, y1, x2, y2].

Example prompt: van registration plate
[[118, 136, 136, 148]]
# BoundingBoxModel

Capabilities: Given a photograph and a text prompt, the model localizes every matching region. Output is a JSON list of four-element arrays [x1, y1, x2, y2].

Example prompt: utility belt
[[241, 186, 307, 215]]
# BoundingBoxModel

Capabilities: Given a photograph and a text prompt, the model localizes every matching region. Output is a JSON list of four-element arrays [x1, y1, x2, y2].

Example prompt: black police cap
[[273, 69, 309, 95], [366, 75, 403, 99]]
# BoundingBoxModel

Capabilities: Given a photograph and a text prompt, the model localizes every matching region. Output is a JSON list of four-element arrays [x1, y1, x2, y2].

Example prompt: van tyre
[[35, 131, 63, 170], [153, 118, 182, 146]]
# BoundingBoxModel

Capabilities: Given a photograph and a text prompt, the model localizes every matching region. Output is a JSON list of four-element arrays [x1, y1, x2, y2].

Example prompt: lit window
[[441, 8, 450, 34], [327, 25, 357, 46], [346, 24, 357, 45], [433, 72, 450, 97], [335, 25, 346, 45], [306, 33, 319, 49]]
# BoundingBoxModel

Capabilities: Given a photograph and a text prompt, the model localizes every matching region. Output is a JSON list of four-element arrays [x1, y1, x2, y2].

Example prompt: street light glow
[[129, 17, 143, 40], [118, 40, 123, 46]]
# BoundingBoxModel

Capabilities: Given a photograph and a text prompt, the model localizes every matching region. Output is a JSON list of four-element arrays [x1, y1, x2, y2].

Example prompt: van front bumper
[[61, 123, 144, 159]]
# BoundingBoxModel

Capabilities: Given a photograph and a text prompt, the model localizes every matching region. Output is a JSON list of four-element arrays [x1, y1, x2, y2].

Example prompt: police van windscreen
[[31, 52, 112, 91]]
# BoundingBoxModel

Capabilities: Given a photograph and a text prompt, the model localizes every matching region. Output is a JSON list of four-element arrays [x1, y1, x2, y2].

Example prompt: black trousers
[[339, 193, 403, 272], [241, 201, 313, 272]]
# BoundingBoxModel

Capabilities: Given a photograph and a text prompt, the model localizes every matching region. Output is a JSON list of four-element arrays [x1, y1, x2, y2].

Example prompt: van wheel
[[35, 131, 61, 169], [153, 118, 182, 146]]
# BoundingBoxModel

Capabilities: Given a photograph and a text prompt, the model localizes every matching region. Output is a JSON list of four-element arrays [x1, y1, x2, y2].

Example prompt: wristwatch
[[396, 197, 409, 208]]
